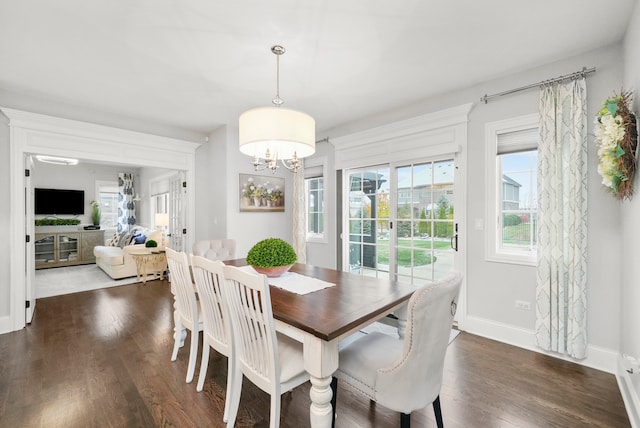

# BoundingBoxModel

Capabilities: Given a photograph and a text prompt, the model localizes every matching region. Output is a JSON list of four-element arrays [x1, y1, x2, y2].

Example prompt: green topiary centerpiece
[[246, 238, 297, 277]]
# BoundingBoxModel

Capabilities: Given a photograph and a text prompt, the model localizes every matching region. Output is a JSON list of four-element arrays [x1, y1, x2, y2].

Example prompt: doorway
[[5, 108, 200, 332]]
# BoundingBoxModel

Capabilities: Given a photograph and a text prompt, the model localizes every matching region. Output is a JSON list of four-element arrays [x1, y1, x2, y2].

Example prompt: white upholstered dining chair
[[190, 255, 235, 422], [222, 265, 310, 428], [192, 239, 236, 261], [331, 271, 463, 428], [166, 247, 203, 384]]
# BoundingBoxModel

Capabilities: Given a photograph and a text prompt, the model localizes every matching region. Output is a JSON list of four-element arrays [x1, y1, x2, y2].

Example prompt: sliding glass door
[[347, 166, 391, 278], [344, 158, 458, 284], [394, 160, 456, 284]]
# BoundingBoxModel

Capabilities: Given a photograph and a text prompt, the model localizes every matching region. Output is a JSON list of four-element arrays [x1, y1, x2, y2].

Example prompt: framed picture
[[239, 173, 285, 212]]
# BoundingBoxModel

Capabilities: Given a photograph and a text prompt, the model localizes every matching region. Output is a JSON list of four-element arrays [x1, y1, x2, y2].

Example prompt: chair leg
[[171, 318, 183, 361], [330, 377, 337, 428], [223, 353, 236, 423], [196, 342, 210, 392], [433, 395, 443, 428], [226, 367, 243, 428], [400, 412, 410, 428], [185, 329, 199, 383], [270, 393, 281, 428]]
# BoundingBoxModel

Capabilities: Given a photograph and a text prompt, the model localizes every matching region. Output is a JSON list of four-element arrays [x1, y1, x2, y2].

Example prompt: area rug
[[35, 264, 144, 298]]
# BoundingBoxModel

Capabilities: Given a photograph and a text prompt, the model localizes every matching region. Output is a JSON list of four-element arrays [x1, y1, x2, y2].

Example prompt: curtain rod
[[480, 66, 596, 104]]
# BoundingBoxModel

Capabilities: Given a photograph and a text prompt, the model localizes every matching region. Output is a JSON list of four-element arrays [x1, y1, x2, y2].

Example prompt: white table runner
[[239, 266, 336, 295]]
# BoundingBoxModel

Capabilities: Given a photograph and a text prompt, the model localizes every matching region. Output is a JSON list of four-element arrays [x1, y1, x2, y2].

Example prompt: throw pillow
[[133, 234, 146, 245], [118, 232, 134, 248], [106, 232, 119, 246]]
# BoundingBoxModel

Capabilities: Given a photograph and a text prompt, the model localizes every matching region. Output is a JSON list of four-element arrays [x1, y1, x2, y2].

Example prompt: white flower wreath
[[594, 91, 638, 200]]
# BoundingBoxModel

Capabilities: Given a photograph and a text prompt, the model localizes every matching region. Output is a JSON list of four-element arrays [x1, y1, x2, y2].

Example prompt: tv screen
[[35, 188, 85, 215]]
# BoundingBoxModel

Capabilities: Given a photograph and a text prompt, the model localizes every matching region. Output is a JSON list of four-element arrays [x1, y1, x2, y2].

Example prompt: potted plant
[[246, 238, 297, 277], [90, 201, 101, 226]]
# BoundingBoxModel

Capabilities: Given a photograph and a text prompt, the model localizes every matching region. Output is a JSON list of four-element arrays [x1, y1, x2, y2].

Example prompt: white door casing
[[169, 171, 187, 252], [4, 108, 200, 332], [25, 156, 35, 323]]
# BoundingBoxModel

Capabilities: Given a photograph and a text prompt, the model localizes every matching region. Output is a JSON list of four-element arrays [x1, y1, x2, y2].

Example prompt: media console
[[35, 229, 105, 269]]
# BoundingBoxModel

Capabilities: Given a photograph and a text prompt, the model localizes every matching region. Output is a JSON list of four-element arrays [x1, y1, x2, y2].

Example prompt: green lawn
[[376, 239, 450, 266], [503, 223, 536, 246]]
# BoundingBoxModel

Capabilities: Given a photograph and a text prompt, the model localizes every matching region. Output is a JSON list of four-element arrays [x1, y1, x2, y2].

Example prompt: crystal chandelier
[[239, 45, 315, 173]]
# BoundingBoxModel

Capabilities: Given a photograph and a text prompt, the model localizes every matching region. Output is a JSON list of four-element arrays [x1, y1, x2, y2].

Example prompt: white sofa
[[94, 227, 164, 279]]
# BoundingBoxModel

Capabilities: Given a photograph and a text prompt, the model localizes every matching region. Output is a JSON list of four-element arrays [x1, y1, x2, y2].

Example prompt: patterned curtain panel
[[117, 172, 136, 233], [535, 79, 588, 359], [292, 161, 307, 263]]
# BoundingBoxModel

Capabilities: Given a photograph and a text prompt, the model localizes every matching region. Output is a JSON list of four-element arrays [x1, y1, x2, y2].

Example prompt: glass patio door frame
[[342, 155, 461, 284], [391, 157, 459, 285]]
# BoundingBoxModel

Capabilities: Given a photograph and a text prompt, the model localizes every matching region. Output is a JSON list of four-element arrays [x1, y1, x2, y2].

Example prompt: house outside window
[[485, 114, 538, 266]]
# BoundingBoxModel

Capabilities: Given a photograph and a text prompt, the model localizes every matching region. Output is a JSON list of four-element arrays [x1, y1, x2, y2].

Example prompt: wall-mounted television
[[35, 188, 85, 215]]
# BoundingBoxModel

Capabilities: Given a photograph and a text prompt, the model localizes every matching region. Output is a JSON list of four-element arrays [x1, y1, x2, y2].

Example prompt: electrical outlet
[[515, 300, 531, 310]]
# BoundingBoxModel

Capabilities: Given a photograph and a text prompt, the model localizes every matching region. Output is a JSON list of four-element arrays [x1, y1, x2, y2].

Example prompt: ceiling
[[0, 1, 636, 140]]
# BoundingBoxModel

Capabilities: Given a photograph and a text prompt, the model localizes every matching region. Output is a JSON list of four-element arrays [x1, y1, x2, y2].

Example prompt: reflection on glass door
[[347, 167, 390, 279], [394, 160, 455, 285]]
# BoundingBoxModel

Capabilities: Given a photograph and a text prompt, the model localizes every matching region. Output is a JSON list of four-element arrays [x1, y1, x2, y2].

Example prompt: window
[[485, 114, 538, 265], [305, 162, 326, 242], [95, 181, 118, 229]]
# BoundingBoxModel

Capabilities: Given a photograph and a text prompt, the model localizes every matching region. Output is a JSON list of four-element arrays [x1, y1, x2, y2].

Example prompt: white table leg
[[304, 336, 339, 428]]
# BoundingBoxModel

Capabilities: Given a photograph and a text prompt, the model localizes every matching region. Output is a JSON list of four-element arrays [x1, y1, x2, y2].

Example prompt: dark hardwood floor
[[0, 279, 630, 427]]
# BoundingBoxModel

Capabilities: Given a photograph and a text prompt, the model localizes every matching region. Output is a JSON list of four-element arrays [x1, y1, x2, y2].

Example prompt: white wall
[[222, 126, 293, 258], [621, 0, 640, 407], [322, 44, 624, 368], [194, 126, 228, 242], [0, 113, 9, 324]]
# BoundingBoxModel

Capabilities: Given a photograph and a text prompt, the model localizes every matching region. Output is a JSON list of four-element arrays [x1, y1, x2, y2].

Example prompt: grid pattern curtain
[[535, 78, 588, 359], [117, 172, 136, 233], [292, 161, 306, 263]]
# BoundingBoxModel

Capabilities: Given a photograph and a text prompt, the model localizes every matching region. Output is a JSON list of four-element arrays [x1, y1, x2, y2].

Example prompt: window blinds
[[304, 165, 324, 179], [497, 127, 538, 155]]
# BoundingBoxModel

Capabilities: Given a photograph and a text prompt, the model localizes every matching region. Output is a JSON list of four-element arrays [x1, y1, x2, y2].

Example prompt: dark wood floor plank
[[0, 279, 630, 427]]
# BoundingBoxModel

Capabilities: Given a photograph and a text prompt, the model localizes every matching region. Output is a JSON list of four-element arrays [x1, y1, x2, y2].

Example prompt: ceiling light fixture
[[239, 45, 315, 174], [35, 155, 79, 166]]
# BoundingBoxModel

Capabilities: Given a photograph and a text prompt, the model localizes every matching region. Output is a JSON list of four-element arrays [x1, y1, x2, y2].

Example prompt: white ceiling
[[0, 1, 636, 139]]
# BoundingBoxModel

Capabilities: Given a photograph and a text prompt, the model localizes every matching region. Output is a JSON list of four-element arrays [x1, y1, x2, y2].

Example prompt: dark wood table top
[[226, 259, 419, 341]]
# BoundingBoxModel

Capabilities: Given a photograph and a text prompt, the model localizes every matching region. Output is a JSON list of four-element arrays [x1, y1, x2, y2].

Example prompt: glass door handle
[[450, 223, 458, 252]]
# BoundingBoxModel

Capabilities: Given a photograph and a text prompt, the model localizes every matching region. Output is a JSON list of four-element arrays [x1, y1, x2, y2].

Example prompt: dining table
[[226, 259, 420, 428]]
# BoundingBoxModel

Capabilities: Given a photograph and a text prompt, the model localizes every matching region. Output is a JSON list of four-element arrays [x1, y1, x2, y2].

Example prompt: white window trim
[[305, 157, 328, 244], [485, 113, 538, 266]]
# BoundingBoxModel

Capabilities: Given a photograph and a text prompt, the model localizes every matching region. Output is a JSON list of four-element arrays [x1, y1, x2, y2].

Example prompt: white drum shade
[[239, 106, 316, 159]]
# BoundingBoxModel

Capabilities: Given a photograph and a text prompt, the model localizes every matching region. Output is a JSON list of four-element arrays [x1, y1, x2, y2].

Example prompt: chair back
[[376, 271, 463, 413], [193, 239, 236, 261], [166, 248, 199, 329], [222, 265, 280, 395], [191, 255, 232, 353]]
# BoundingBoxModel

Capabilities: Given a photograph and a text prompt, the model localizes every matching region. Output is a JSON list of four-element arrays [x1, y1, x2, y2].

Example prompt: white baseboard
[[617, 356, 640, 428], [463, 315, 617, 374], [0, 315, 12, 335]]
